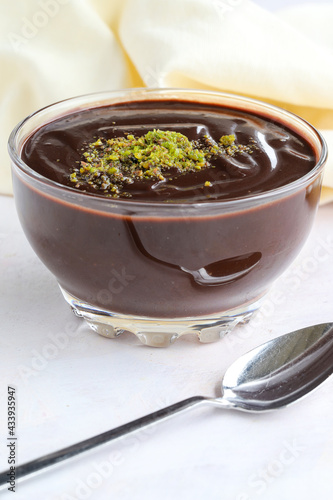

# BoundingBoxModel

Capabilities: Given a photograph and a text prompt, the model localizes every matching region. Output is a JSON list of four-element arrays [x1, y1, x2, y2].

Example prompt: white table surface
[[0, 193, 333, 500]]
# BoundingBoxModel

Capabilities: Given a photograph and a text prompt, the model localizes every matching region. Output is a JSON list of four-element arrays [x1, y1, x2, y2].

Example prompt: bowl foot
[[60, 286, 265, 347]]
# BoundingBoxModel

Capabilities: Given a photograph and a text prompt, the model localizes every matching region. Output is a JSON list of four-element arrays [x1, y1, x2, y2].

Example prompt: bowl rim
[[8, 87, 328, 210]]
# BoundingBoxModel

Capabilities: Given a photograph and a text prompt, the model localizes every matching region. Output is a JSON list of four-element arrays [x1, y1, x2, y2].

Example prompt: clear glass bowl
[[8, 88, 327, 347]]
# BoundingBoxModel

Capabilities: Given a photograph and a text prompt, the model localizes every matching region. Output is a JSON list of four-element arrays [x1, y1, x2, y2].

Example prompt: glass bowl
[[8, 88, 327, 347]]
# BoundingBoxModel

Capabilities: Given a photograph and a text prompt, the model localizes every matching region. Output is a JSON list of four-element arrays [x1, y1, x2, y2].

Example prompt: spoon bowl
[[219, 322, 333, 411]]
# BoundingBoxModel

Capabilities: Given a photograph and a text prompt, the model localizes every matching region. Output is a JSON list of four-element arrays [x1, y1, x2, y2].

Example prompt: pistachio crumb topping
[[70, 129, 255, 197]]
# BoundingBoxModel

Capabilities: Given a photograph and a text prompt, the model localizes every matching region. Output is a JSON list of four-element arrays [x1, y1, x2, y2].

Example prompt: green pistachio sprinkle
[[70, 129, 255, 197]]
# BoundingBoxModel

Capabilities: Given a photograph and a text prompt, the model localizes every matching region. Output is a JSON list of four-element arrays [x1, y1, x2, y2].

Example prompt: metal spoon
[[1, 322, 332, 488]]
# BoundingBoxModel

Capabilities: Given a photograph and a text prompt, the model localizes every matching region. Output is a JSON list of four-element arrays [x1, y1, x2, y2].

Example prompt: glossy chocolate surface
[[22, 100, 316, 202]]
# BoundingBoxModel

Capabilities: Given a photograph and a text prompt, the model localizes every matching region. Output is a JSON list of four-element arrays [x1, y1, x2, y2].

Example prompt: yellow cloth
[[1, 0, 333, 202]]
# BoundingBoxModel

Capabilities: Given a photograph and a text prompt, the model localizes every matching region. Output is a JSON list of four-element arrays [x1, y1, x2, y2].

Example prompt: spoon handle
[[0, 396, 208, 488]]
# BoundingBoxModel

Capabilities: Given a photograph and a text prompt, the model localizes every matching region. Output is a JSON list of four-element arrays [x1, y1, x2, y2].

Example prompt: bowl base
[[60, 287, 265, 347]]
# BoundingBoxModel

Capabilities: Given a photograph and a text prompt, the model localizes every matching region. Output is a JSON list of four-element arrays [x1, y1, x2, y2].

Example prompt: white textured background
[[1, 1, 333, 499]]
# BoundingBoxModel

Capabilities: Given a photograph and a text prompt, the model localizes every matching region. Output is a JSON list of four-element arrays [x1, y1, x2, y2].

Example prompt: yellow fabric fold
[[1, 0, 333, 203]]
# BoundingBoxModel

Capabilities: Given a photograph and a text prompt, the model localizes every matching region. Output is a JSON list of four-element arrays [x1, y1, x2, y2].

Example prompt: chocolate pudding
[[22, 100, 316, 202], [11, 94, 324, 320]]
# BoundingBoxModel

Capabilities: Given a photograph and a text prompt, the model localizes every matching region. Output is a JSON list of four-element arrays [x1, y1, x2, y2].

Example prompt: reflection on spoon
[[126, 220, 261, 286]]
